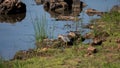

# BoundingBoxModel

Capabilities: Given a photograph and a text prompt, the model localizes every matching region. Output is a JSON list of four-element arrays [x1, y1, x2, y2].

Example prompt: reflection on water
[[0, 13, 26, 24], [34, 0, 44, 5], [42, 0, 83, 20], [0, 0, 119, 60]]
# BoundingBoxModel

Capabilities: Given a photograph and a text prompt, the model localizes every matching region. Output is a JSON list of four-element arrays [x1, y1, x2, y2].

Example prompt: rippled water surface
[[0, 0, 119, 60]]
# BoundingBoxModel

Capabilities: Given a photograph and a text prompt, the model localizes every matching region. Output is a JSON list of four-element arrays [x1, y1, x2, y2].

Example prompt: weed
[[33, 15, 48, 42]]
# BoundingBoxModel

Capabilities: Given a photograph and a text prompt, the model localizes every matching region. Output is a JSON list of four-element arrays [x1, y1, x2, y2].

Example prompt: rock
[[56, 15, 80, 21], [58, 34, 70, 43], [91, 37, 103, 45], [58, 31, 84, 46], [51, 1, 68, 11], [60, 1, 68, 10], [41, 47, 48, 52], [0, 0, 26, 15], [0, 13, 26, 23], [67, 31, 77, 42], [35, 0, 44, 5], [82, 2, 87, 8], [12, 49, 36, 60], [85, 8, 105, 16], [43, 0, 86, 20], [68, 32, 76, 38], [84, 46, 97, 57], [43, 0, 84, 11], [57, 32, 78, 45], [83, 32, 94, 39], [87, 46, 97, 54], [83, 23, 95, 29], [115, 38, 120, 43], [0, 0, 4, 4]]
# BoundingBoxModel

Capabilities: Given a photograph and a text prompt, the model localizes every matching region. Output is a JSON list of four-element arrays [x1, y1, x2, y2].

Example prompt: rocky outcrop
[[0, 0, 26, 15]]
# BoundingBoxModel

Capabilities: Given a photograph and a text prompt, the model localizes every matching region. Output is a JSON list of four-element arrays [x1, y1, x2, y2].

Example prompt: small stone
[[68, 32, 76, 38], [87, 46, 97, 54], [118, 44, 120, 50], [58, 34, 70, 42], [91, 38, 102, 45], [41, 48, 48, 52], [85, 8, 104, 16], [116, 38, 120, 43]]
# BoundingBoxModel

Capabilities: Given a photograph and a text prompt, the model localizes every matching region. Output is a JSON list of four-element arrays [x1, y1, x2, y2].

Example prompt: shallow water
[[0, 0, 119, 60]]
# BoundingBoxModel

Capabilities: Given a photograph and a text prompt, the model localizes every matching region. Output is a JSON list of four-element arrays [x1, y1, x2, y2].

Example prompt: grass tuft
[[33, 15, 48, 42]]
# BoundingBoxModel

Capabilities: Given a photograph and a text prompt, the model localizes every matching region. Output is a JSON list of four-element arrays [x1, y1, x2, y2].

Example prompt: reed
[[33, 15, 48, 42]]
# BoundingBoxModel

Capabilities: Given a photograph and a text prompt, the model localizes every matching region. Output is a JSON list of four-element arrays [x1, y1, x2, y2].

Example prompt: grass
[[90, 11, 120, 37], [0, 59, 3, 68], [1, 11, 120, 68], [3, 43, 120, 68], [101, 11, 120, 35], [33, 15, 48, 42]]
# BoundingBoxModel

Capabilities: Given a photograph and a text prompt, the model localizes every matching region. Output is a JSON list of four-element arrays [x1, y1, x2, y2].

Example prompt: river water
[[0, 0, 119, 60]]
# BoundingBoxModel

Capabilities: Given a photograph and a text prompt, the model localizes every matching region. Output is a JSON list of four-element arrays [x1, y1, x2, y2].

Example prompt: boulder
[[0, 0, 26, 15]]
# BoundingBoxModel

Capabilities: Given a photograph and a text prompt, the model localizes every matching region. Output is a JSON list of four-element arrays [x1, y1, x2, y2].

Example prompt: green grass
[[0, 58, 6, 68], [1, 11, 120, 68], [33, 15, 48, 42], [90, 11, 120, 37], [3, 43, 120, 68]]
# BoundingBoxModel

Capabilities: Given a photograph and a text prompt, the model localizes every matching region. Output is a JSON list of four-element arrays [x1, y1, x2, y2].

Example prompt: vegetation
[[1, 11, 120, 68], [3, 44, 120, 68], [0, 58, 5, 68], [91, 11, 120, 37], [33, 15, 48, 42], [101, 11, 120, 36]]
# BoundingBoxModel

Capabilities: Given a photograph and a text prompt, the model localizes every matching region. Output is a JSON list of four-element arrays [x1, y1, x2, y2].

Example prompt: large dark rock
[[0, 0, 26, 15]]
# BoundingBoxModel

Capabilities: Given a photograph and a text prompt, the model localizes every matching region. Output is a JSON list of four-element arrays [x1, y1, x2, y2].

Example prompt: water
[[0, 0, 119, 60]]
